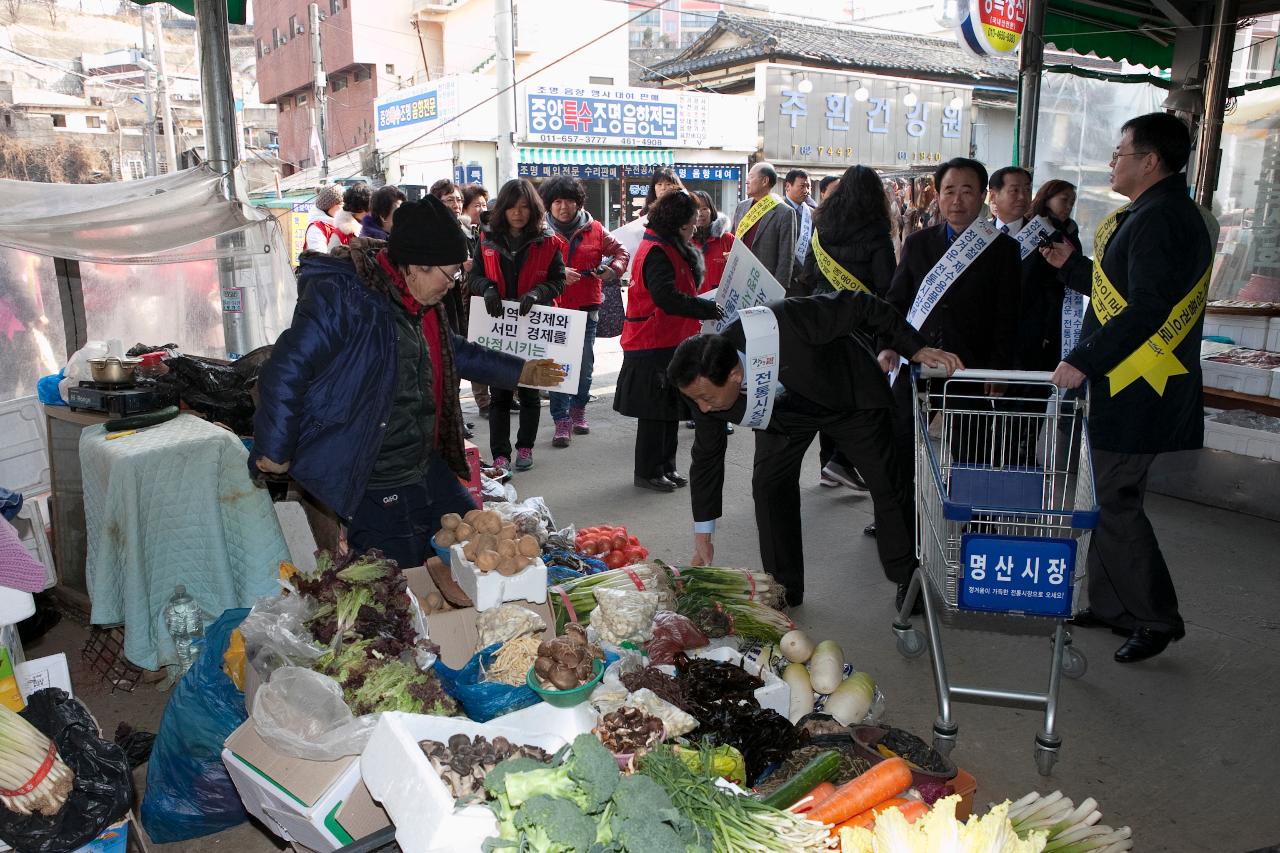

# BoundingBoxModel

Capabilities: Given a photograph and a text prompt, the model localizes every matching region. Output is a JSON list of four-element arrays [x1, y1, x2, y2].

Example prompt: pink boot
[[570, 406, 590, 435], [552, 418, 572, 448]]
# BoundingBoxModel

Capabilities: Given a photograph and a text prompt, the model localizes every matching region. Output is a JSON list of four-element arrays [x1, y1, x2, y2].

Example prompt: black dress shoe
[[664, 470, 688, 488], [895, 583, 924, 616], [634, 475, 676, 493], [1114, 628, 1174, 664], [864, 523, 877, 538]]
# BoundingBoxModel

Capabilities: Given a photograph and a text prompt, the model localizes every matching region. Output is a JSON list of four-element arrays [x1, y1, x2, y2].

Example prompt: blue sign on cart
[[958, 534, 1076, 617]]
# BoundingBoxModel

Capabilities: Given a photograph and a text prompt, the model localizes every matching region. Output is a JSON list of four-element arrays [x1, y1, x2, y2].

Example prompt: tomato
[[604, 550, 627, 569], [636, 547, 649, 560], [623, 547, 645, 565], [611, 532, 629, 551], [628, 535, 640, 546], [580, 538, 602, 556]]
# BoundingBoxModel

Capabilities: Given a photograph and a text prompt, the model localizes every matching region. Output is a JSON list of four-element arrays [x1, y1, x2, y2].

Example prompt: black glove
[[483, 286, 503, 318], [519, 285, 550, 316]]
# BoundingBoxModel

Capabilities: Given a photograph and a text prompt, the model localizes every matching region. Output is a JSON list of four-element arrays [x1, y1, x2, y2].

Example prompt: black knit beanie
[[387, 196, 469, 266]]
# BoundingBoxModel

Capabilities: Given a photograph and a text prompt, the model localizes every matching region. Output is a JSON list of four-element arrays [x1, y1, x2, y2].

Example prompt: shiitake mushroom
[[548, 662, 578, 690], [534, 656, 553, 678]]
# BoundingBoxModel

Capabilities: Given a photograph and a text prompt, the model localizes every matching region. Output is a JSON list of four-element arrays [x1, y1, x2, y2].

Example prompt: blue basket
[[431, 536, 451, 566], [948, 465, 1044, 512]]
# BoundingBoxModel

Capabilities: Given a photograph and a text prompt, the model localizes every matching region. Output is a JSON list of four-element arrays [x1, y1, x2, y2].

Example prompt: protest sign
[[467, 297, 586, 390], [702, 239, 787, 334]]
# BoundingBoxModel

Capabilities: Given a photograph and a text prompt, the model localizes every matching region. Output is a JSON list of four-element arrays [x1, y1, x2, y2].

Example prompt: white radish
[[823, 671, 875, 725], [807, 639, 845, 694], [779, 629, 816, 663], [782, 662, 814, 723]]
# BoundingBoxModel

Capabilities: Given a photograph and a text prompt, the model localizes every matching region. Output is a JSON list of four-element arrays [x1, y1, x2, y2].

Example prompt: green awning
[[131, 0, 247, 26], [518, 147, 674, 166], [1043, 2, 1174, 70]]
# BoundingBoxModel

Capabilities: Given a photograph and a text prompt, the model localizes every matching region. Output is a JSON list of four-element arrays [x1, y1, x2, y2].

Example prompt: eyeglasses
[[1110, 149, 1151, 163], [437, 266, 464, 284]]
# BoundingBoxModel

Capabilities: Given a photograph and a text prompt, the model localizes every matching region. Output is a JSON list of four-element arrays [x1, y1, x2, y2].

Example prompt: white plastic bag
[[238, 590, 324, 684], [250, 666, 379, 761], [58, 340, 110, 402], [592, 587, 661, 646]]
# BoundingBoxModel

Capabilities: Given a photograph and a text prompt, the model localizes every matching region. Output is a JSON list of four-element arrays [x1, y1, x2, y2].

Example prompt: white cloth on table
[[81, 414, 287, 670]]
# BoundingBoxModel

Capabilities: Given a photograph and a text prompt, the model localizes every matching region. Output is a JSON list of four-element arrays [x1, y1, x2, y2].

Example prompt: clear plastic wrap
[[250, 666, 378, 761]]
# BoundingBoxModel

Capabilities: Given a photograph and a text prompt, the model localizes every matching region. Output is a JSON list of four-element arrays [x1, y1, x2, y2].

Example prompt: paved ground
[[27, 334, 1280, 852]]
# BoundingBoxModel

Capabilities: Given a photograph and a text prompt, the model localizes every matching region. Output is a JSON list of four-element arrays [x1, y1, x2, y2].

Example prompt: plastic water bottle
[[163, 585, 204, 676]]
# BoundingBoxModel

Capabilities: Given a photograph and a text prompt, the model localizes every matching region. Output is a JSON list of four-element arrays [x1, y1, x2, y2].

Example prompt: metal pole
[[152, 5, 179, 171], [494, 0, 517, 186], [311, 3, 329, 182], [1195, 0, 1238, 209], [1016, 0, 1046, 170], [140, 15, 158, 176]]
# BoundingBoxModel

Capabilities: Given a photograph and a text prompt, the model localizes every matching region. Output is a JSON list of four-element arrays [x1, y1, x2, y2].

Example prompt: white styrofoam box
[[0, 396, 49, 495], [222, 747, 365, 852], [449, 544, 547, 611], [491, 699, 596, 742], [1203, 416, 1280, 462], [1201, 357, 1275, 395], [1268, 317, 1280, 354], [361, 712, 567, 853], [685, 646, 791, 719], [1204, 314, 1270, 349], [0, 586, 35, 625]]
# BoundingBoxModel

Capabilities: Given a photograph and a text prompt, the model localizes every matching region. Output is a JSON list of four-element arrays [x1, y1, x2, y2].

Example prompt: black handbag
[[597, 279, 625, 338]]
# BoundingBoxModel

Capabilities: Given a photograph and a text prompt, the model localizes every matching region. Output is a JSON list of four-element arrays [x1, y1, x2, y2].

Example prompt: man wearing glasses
[[1041, 112, 1213, 664], [251, 196, 565, 568]]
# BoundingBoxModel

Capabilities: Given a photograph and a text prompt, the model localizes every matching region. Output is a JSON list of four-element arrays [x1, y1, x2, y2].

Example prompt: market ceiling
[[1045, 0, 1280, 69]]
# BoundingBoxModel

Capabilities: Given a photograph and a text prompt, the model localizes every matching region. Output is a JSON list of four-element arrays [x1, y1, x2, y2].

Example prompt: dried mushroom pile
[[594, 707, 664, 756], [418, 734, 550, 799]]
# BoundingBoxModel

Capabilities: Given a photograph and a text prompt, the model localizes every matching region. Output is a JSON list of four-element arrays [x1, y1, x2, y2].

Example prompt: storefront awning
[[518, 147, 675, 167]]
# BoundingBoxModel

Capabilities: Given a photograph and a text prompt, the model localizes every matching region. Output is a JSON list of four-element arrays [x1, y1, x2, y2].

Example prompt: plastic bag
[[487, 497, 556, 543], [645, 611, 710, 665], [238, 590, 323, 688], [140, 608, 251, 843], [157, 347, 273, 435], [37, 371, 65, 406], [250, 666, 378, 761], [0, 689, 131, 853], [58, 340, 110, 402], [475, 604, 546, 651], [592, 587, 660, 646], [113, 722, 156, 770], [434, 644, 540, 722]]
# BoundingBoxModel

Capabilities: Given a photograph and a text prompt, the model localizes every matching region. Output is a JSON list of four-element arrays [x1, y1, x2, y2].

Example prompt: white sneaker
[[822, 461, 870, 492]]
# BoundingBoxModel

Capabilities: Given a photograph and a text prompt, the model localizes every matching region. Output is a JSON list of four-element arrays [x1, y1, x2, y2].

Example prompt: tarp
[[0, 166, 278, 265]]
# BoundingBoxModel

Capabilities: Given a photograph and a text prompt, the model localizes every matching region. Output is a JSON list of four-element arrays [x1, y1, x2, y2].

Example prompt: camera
[[1036, 230, 1064, 250]]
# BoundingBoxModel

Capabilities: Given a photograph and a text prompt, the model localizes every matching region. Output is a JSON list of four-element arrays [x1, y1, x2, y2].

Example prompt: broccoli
[[608, 775, 708, 853], [484, 757, 553, 800], [501, 765, 588, 810], [564, 733, 620, 812], [514, 795, 597, 853]]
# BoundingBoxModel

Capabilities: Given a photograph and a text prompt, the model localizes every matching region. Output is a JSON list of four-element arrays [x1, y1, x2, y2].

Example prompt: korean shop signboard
[[761, 68, 971, 170], [523, 82, 710, 148]]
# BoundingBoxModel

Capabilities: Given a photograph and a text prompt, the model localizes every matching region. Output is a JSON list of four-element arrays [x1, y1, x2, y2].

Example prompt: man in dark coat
[[1042, 112, 1212, 663], [251, 197, 564, 569], [668, 292, 962, 608], [732, 162, 799, 293]]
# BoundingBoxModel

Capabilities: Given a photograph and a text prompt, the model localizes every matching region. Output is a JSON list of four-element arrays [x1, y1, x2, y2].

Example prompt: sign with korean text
[[454, 164, 483, 186], [518, 162, 622, 180], [703, 240, 787, 334], [374, 76, 464, 147], [626, 164, 743, 182], [956, 0, 1027, 58], [289, 203, 309, 266], [959, 534, 1076, 617], [737, 306, 781, 430], [523, 82, 710, 148], [762, 67, 971, 170], [467, 297, 586, 391]]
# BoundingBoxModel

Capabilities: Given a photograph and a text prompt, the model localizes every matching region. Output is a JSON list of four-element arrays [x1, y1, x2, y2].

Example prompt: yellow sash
[[735, 194, 780, 239], [809, 230, 870, 294], [1090, 205, 1210, 396]]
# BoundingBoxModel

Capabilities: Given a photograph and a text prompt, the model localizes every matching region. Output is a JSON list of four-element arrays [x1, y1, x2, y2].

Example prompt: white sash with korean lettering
[[736, 306, 781, 430], [906, 218, 1001, 329], [1012, 216, 1086, 359]]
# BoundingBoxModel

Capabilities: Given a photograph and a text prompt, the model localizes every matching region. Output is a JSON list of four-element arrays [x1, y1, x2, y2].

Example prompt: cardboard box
[[405, 565, 554, 669], [361, 711, 567, 853], [222, 720, 390, 852], [448, 544, 547, 612], [464, 440, 482, 508]]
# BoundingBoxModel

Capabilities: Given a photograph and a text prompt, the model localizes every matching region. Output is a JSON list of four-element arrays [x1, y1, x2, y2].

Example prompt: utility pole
[[494, 0, 517, 186], [151, 5, 178, 172], [310, 2, 329, 182], [139, 14, 158, 176]]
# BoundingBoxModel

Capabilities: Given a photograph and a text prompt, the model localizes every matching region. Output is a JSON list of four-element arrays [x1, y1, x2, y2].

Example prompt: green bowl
[[526, 658, 605, 708]]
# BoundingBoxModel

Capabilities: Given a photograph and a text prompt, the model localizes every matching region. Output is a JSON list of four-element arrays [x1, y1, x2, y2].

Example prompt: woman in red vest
[[691, 190, 734, 294], [613, 191, 722, 492], [468, 179, 566, 471]]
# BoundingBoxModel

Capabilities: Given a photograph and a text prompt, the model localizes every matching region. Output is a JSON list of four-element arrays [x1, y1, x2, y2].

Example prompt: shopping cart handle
[[916, 366, 1058, 383]]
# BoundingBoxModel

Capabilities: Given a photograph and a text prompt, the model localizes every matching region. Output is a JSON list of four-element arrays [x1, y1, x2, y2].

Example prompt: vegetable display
[[0, 704, 74, 816], [840, 795, 1046, 853], [439, 509, 542, 576], [752, 743, 871, 798], [756, 750, 842, 810], [637, 746, 834, 852], [485, 635, 542, 687], [533, 624, 604, 691], [804, 756, 913, 827], [548, 565, 675, 632], [593, 707, 663, 758], [418, 734, 550, 800], [1008, 791, 1133, 852], [658, 564, 788, 610], [574, 525, 649, 570]]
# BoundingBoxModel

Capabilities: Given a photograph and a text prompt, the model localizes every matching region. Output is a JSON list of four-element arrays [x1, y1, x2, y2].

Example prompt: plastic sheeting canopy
[[0, 166, 279, 265]]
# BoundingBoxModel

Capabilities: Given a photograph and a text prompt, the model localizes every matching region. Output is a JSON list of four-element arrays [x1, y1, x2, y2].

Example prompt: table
[[80, 414, 287, 670], [1203, 387, 1280, 417]]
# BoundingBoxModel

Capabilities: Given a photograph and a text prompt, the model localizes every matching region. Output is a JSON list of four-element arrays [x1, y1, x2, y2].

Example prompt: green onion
[[547, 565, 672, 632], [0, 704, 74, 816], [675, 591, 795, 643], [656, 562, 788, 609]]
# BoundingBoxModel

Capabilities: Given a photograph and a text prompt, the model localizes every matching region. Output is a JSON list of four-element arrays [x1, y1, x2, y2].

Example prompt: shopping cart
[[893, 368, 1098, 776]]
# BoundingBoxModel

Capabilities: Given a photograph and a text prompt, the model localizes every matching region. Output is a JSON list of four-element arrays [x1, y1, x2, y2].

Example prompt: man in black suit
[[668, 292, 962, 608]]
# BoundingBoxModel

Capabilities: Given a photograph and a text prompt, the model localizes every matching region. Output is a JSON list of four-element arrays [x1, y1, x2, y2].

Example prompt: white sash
[[1061, 291, 1085, 359], [737, 306, 781, 430], [906, 218, 999, 329], [1015, 215, 1052, 260]]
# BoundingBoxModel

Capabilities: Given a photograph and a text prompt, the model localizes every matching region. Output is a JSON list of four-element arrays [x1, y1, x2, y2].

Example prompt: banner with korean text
[[467, 298, 586, 391], [702, 240, 787, 334]]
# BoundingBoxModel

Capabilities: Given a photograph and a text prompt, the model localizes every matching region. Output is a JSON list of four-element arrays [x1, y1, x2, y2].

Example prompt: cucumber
[[104, 405, 180, 433], [759, 749, 842, 809]]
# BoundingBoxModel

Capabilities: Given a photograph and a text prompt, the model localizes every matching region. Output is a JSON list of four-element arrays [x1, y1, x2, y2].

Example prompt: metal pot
[[87, 356, 142, 385]]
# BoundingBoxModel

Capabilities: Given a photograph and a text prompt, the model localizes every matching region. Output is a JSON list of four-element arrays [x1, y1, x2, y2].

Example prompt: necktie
[[1000, 224, 1010, 234]]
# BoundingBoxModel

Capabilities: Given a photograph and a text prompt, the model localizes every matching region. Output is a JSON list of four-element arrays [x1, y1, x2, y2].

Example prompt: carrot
[[805, 757, 914, 826], [792, 781, 836, 813], [830, 798, 928, 835]]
